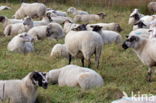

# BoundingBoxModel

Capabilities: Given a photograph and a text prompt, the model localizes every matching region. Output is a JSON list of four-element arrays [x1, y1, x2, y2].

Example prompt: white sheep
[[0, 72, 48, 103], [46, 64, 104, 90], [74, 13, 106, 23], [65, 30, 103, 68], [52, 10, 67, 17], [148, 2, 156, 13], [87, 22, 122, 32], [122, 34, 156, 82], [67, 7, 88, 16], [14, 3, 46, 19], [51, 16, 73, 24], [63, 20, 79, 34], [4, 16, 33, 36], [0, 16, 23, 28], [0, 6, 11, 11], [28, 23, 64, 41], [7, 32, 34, 53]]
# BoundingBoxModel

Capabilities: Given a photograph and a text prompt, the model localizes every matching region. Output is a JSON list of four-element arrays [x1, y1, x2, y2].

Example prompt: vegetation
[[0, 1, 155, 103]]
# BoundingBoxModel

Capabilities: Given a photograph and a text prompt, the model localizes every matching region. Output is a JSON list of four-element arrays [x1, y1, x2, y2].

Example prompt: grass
[[0, 2, 156, 103]]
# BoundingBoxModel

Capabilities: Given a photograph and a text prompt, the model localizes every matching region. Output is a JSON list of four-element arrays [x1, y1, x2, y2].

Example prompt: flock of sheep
[[0, 1, 156, 103]]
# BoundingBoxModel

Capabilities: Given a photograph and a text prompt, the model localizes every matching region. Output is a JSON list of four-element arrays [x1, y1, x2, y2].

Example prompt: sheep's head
[[72, 24, 88, 31], [114, 24, 123, 32], [97, 13, 106, 19], [67, 7, 76, 13], [45, 12, 53, 22], [30, 72, 48, 89], [0, 16, 6, 22], [19, 33, 34, 42], [23, 16, 33, 27], [90, 25, 103, 32]]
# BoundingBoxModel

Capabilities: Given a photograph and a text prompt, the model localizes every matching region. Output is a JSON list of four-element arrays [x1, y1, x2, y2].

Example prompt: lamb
[[14, 3, 46, 19], [7, 32, 34, 53], [28, 23, 64, 41], [122, 34, 156, 82], [128, 8, 144, 25], [46, 64, 104, 90], [0, 16, 23, 28], [4, 16, 33, 36], [90, 25, 122, 44], [67, 7, 89, 16], [148, 2, 156, 13], [87, 22, 122, 32], [74, 13, 106, 23], [65, 29, 103, 68], [0, 72, 48, 103]]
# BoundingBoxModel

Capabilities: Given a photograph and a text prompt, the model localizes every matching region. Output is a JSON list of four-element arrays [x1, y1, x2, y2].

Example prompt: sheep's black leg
[[147, 67, 153, 82], [81, 57, 84, 67], [88, 59, 91, 68], [68, 54, 72, 64]]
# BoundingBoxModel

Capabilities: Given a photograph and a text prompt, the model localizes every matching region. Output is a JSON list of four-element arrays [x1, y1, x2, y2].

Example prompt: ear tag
[[135, 32, 142, 35]]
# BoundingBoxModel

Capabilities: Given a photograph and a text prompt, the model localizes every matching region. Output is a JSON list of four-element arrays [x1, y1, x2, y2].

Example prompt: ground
[[0, 2, 156, 103]]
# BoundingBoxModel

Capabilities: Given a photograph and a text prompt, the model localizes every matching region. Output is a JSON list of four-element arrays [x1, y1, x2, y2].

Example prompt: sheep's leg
[[95, 48, 102, 68], [81, 57, 84, 67], [88, 59, 91, 68], [147, 67, 153, 82], [68, 54, 72, 64]]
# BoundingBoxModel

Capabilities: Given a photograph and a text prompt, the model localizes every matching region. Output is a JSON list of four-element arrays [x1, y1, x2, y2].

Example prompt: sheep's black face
[[132, 14, 140, 21], [72, 24, 87, 31], [122, 36, 140, 49], [31, 72, 48, 89], [115, 24, 123, 32], [91, 25, 103, 32], [97, 13, 106, 19], [0, 16, 5, 22]]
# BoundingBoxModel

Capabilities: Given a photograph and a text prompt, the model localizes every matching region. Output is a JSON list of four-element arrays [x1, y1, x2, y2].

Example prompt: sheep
[[65, 30, 103, 68], [74, 13, 106, 23], [7, 32, 34, 53], [148, 2, 156, 13], [51, 16, 73, 24], [14, 3, 46, 19], [0, 16, 23, 28], [28, 23, 64, 41], [50, 44, 69, 59], [90, 25, 122, 44], [87, 22, 122, 32], [128, 8, 144, 25], [46, 9, 67, 17], [122, 34, 156, 82], [0, 6, 11, 11], [4, 16, 33, 36], [46, 64, 104, 90], [0, 72, 48, 103], [67, 7, 89, 16]]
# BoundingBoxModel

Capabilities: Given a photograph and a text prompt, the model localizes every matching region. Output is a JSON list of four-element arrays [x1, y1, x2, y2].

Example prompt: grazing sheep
[[0, 72, 48, 103], [74, 13, 106, 23], [90, 25, 122, 44], [128, 8, 144, 25], [65, 30, 103, 68], [50, 44, 69, 59], [0, 16, 23, 28], [148, 2, 156, 13], [14, 3, 46, 19], [4, 16, 33, 36], [46, 65, 104, 90], [87, 23, 122, 32], [28, 23, 64, 41], [67, 7, 88, 16], [7, 32, 34, 53], [122, 34, 156, 82]]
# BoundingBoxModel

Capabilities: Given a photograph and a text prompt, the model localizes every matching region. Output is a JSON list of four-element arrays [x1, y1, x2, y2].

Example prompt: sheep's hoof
[[146, 74, 152, 82]]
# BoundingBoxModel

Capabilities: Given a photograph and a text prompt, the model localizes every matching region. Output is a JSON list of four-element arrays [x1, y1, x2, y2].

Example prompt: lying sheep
[[4, 16, 33, 36], [0, 16, 23, 28], [122, 34, 156, 82], [46, 65, 104, 90], [74, 13, 106, 23], [7, 32, 34, 53], [47, 9, 67, 17], [51, 16, 73, 24], [28, 23, 64, 41], [0, 6, 11, 11], [0, 72, 48, 103], [87, 22, 122, 32], [148, 2, 156, 13], [128, 8, 144, 25], [90, 25, 122, 44], [65, 30, 103, 68], [14, 3, 46, 19], [67, 7, 88, 16]]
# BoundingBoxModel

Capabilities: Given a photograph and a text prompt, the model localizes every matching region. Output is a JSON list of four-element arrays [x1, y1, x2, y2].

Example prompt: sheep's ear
[[126, 35, 129, 38], [20, 35, 23, 38], [90, 25, 95, 28]]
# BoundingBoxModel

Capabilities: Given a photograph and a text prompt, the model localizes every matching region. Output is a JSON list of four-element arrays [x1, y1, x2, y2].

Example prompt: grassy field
[[0, 2, 156, 103]]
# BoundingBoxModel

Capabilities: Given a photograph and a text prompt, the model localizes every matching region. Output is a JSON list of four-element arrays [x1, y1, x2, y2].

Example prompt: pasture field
[[0, 2, 156, 103]]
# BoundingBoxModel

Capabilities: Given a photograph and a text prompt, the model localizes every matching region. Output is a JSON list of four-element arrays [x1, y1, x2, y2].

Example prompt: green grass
[[0, 2, 156, 103]]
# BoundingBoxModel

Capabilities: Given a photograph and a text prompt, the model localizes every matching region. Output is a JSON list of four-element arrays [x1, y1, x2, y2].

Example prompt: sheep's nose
[[122, 41, 129, 49], [43, 82, 48, 89]]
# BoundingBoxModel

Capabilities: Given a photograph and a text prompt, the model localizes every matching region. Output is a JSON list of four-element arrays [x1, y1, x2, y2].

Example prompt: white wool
[[51, 16, 73, 24], [63, 21, 79, 34], [67, 7, 88, 16], [46, 65, 104, 90], [129, 29, 150, 38]]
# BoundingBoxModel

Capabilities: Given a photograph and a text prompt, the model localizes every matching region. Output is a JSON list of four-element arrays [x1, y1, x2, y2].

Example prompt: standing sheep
[[65, 30, 103, 68], [148, 2, 156, 13], [0, 72, 48, 103], [7, 32, 34, 53], [46, 65, 104, 90], [28, 23, 64, 41], [14, 3, 46, 19]]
